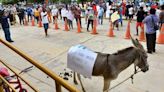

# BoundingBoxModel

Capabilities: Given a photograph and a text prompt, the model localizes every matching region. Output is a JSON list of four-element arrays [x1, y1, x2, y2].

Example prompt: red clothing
[[92, 5, 97, 16], [136, 22, 144, 28], [151, 5, 158, 9], [122, 3, 126, 15]]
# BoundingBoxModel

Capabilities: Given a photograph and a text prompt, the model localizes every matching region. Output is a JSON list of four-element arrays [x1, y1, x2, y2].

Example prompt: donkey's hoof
[[74, 81, 78, 85], [82, 89, 86, 92]]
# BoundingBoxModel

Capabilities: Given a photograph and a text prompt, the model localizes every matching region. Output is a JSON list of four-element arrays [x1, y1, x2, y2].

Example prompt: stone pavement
[[0, 18, 164, 92]]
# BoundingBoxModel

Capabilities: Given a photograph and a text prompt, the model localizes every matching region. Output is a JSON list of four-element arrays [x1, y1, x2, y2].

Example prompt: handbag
[[151, 16, 159, 31]]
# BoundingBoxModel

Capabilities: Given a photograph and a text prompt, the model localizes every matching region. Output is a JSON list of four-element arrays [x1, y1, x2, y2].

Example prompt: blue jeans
[[3, 28, 12, 41], [98, 15, 103, 25]]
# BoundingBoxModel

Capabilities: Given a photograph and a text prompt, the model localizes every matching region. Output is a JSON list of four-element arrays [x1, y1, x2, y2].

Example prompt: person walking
[[87, 7, 94, 32], [74, 5, 82, 28], [98, 6, 104, 25], [61, 7, 68, 22], [136, 7, 146, 35], [1, 11, 14, 42], [34, 8, 40, 24], [143, 8, 159, 54], [67, 8, 74, 30], [128, 5, 134, 22], [26, 7, 32, 22], [51, 6, 58, 24], [17, 7, 25, 25], [41, 8, 49, 37]]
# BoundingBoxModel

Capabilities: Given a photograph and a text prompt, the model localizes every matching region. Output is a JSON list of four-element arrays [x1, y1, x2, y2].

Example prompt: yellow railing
[[0, 38, 80, 92]]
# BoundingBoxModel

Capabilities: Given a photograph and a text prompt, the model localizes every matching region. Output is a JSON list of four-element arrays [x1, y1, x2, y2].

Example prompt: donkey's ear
[[131, 36, 138, 47], [135, 39, 144, 49]]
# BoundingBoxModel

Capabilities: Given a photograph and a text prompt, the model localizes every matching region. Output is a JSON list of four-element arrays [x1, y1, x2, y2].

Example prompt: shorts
[[136, 22, 144, 28], [129, 14, 133, 19], [43, 23, 49, 30]]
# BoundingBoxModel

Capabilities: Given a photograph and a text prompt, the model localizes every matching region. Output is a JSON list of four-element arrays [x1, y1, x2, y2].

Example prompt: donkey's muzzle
[[142, 66, 149, 72]]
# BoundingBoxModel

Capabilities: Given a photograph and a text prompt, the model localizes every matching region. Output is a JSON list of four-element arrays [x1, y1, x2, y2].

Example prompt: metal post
[[55, 81, 62, 92]]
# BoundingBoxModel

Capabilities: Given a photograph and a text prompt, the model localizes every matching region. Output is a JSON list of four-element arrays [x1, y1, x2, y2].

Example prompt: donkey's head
[[131, 37, 149, 72]]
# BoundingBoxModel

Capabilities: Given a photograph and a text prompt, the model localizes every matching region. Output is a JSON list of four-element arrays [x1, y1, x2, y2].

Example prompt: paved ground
[[0, 18, 164, 92]]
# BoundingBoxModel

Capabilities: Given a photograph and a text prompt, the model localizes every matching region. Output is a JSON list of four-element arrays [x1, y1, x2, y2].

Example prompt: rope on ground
[[106, 68, 141, 91]]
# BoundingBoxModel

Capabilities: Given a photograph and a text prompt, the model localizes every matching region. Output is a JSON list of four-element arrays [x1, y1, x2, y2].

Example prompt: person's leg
[[30, 14, 32, 21], [98, 16, 100, 24], [101, 16, 103, 25], [22, 16, 24, 25], [70, 20, 73, 29], [68, 19, 71, 29], [27, 14, 30, 22], [152, 32, 157, 52], [79, 17, 82, 28], [44, 23, 48, 36], [3, 28, 13, 42], [146, 33, 153, 53], [36, 17, 39, 23], [75, 18, 78, 25], [19, 17, 22, 25], [85, 15, 88, 24], [53, 16, 55, 24], [91, 20, 93, 29], [87, 20, 90, 31], [63, 17, 65, 22], [116, 21, 119, 31]]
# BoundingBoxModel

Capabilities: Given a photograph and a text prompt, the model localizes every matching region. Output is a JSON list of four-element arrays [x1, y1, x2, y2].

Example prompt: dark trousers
[[146, 33, 156, 52], [63, 17, 67, 22], [75, 17, 82, 28], [98, 15, 103, 25], [3, 28, 12, 41], [67, 19, 73, 29], [35, 16, 39, 24], [27, 14, 32, 22], [87, 19, 93, 31], [19, 16, 24, 25]]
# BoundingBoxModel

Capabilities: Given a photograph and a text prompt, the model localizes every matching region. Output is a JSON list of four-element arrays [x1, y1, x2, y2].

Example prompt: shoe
[[153, 49, 156, 53], [147, 51, 152, 54], [7, 40, 14, 43]]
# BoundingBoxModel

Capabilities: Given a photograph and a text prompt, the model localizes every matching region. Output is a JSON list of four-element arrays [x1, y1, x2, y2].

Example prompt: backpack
[[151, 16, 159, 31]]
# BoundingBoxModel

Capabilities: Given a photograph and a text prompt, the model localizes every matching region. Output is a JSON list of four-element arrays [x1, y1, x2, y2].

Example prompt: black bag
[[151, 16, 159, 31]]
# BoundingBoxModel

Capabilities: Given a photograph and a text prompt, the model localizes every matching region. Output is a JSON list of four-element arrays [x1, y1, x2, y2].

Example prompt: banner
[[67, 45, 98, 78]]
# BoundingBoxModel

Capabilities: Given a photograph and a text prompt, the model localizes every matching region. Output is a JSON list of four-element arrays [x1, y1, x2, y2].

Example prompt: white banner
[[67, 45, 98, 78]]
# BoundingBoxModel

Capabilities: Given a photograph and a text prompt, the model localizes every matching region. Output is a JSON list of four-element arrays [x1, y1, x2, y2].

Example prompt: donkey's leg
[[73, 72, 78, 85], [77, 73, 86, 92], [103, 78, 111, 92]]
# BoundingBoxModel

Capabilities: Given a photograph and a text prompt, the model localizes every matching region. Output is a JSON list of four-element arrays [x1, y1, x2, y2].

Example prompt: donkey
[[73, 38, 149, 92]]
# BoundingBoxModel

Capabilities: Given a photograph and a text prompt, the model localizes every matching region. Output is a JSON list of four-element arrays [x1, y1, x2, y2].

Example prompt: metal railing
[[0, 38, 80, 92]]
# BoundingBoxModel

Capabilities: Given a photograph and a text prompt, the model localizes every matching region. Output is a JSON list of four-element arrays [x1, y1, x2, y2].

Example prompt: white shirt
[[61, 8, 68, 17], [51, 8, 58, 16], [41, 12, 49, 24], [156, 9, 161, 17], [144, 7, 149, 12], [67, 10, 74, 21], [129, 7, 134, 15]]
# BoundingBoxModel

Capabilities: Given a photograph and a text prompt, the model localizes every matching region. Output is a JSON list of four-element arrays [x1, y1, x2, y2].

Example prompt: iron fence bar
[[0, 38, 79, 92]]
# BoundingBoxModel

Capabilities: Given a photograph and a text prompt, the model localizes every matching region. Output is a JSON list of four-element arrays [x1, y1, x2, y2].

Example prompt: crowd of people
[[0, 1, 163, 54]]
